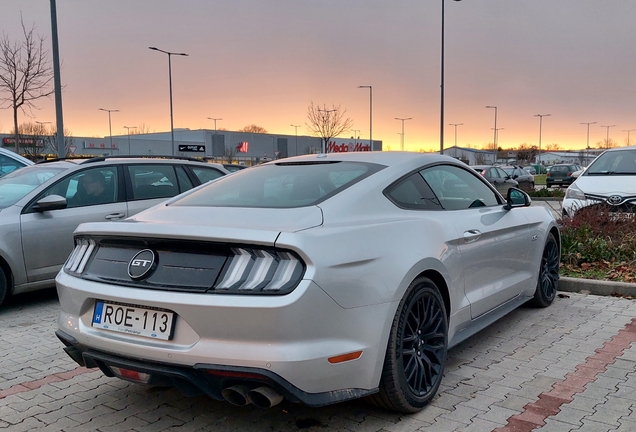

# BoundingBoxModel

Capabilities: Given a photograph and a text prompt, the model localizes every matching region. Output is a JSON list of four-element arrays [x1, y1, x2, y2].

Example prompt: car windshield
[[172, 161, 384, 208], [586, 149, 636, 175], [502, 167, 513, 175], [0, 165, 66, 209]]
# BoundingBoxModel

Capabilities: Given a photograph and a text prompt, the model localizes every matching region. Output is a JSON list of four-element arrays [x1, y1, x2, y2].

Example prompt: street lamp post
[[535, 113, 550, 166], [449, 123, 463, 148], [581, 122, 596, 165], [486, 106, 497, 163], [440, 0, 462, 155], [207, 117, 222, 161], [623, 129, 635, 146], [99, 108, 119, 155], [149, 47, 188, 156], [601, 124, 616, 149], [358, 86, 372, 151], [123, 126, 137, 155], [290, 124, 300, 156], [35, 121, 51, 157], [394, 117, 412, 151]]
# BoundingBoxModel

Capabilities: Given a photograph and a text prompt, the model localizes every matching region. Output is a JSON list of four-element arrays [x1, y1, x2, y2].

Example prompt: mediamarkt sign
[[326, 139, 371, 152]]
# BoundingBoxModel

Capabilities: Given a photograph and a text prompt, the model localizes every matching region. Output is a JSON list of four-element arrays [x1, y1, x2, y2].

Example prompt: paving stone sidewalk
[[1, 288, 635, 432]]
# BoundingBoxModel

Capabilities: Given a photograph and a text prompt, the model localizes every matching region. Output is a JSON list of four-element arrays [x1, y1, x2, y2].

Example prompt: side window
[[421, 165, 500, 210], [175, 166, 194, 192], [128, 165, 179, 200], [385, 173, 442, 210], [496, 167, 509, 178], [190, 166, 225, 184], [61, 167, 118, 208]]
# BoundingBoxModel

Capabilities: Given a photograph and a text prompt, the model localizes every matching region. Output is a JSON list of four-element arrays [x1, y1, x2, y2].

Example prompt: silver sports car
[[56, 152, 560, 413]]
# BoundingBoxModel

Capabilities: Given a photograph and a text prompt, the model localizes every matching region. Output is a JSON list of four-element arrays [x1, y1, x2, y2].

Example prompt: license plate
[[92, 301, 176, 340], [553, 179, 562, 182]]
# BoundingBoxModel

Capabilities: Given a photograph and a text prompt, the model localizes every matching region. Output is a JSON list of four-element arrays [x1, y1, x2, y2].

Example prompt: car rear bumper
[[56, 330, 376, 407], [55, 271, 392, 405]]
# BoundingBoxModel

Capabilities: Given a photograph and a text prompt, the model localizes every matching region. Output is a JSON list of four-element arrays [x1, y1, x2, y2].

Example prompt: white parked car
[[56, 152, 560, 413], [562, 146, 636, 218]]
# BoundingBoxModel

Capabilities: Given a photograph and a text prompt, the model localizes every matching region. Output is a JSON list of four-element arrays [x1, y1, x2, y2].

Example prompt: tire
[[0, 267, 7, 307], [368, 277, 448, 413], [530, 232, 559, 308]]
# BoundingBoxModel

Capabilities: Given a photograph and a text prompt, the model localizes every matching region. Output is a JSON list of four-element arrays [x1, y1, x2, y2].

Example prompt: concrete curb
[[559, 276, 636, 297]]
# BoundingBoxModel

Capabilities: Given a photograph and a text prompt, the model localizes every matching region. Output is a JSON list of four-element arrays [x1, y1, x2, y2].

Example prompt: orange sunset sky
[[1, 0, 636, 152]]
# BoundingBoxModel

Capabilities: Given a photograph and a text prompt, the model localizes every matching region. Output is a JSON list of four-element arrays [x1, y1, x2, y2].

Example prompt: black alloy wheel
[[531, 232, 559, 308], [368, 277, 448, 413]]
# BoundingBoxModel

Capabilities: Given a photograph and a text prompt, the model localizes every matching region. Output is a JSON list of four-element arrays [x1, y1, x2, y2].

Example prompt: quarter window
[[421, 165, 500, 210]]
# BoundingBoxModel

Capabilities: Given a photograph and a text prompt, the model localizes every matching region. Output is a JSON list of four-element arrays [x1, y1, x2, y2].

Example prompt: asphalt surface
[[1, 283, 635, 432]]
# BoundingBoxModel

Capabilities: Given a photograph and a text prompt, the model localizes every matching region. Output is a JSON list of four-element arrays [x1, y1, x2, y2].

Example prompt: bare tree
[[239, 124, 268, 134], [224, 146, 237, 163], [0, 17, 54, 154], [10, 121, 46, 158], [305, 102, 353, 153], [131, 123, 152, 135], [44, 126, 74, 156], [546, 143, 561, 152], [474, 152, 488, 165]]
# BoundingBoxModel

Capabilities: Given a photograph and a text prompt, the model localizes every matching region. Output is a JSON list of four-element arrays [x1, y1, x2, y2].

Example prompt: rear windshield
[[172, 161, 384, 208], [586, 149, 636, 175]]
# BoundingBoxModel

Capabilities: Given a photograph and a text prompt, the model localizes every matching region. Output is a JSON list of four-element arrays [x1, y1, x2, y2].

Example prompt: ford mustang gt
[[56, 152, 560, 413]]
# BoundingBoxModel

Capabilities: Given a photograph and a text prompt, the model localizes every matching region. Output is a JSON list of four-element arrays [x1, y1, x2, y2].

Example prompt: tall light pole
[[394, 117, 412, 151], [440, 0, 462, 155], [535, 113, 550, 165], [358, 86, 372, 151], [623, 129, 635, 146], [149, 46, 188, 156], [486, 106, 497, 163], [601, 124, 615, 149], [581, 122, 596, 165], [449, 122, 463, 148], [207, 117, 222, 160], [49, 0, 65, 158], [123, 126, 137, 155], [291, 124, 300, 155], [99, 108, 119, 155], [35, 121, 51, 157]]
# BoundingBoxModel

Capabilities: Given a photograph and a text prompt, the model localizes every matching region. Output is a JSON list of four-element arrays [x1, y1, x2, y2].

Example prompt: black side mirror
[[504, 188, 531, 210]]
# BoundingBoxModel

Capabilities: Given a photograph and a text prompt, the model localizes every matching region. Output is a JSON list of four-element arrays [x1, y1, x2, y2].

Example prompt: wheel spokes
[[400, 291, 446, 396]]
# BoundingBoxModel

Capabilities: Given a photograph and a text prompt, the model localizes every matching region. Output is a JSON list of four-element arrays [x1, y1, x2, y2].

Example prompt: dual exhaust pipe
[[221, 384, 283, 408]]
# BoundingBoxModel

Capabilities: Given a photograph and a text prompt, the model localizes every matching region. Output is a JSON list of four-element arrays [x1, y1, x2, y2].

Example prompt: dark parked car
[[471, 165, 519, 195], [501, 165, 535, 192], [546, 164, 583, 188]]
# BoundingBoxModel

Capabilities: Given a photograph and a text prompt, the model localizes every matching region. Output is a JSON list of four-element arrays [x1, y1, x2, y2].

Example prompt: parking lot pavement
[[1, 289, 635, 432], [532, 198, 562, 219]]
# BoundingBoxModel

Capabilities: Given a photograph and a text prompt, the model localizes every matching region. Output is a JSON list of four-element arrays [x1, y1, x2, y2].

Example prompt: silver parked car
[[0, 156, 229, 306], [0, 147, 34, 177], [56, 152, 560, 413]]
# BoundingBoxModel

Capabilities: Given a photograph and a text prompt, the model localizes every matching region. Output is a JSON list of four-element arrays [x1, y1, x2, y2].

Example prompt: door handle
[[105, 213, 126, 220], [463, 230, 481, 242]]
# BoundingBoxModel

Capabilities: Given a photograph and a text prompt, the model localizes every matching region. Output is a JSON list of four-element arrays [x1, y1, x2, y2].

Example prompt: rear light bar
[[64, 238, 305, 296], [214, 248, 304, 294]]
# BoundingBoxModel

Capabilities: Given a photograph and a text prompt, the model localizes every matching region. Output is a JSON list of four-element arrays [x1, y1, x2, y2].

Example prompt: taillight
[[567, 172, 573, 177], [214, 248, 304, 294]]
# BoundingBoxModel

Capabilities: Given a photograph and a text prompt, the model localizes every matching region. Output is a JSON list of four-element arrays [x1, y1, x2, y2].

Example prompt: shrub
[[529, 188, 565, 198], [559, 204, 636, 273]]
